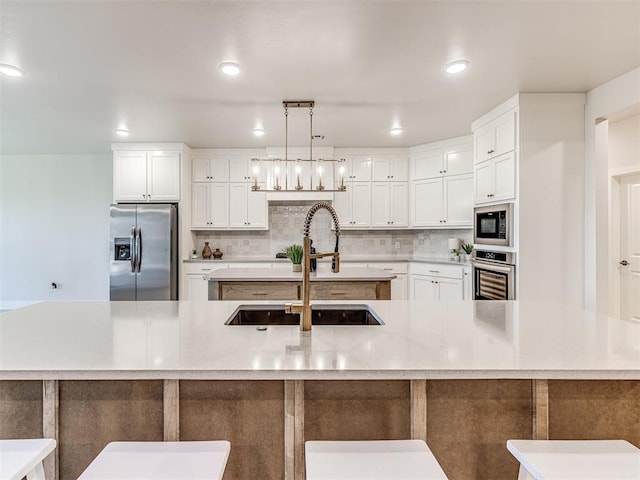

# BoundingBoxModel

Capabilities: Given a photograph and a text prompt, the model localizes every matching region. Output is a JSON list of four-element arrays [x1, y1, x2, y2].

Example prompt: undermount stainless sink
[[225, 304, 384, 326]]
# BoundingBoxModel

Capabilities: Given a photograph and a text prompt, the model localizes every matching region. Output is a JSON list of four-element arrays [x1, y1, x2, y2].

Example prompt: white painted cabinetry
[[371, 182, 408, 228], [410, 262, 463, 301], [192, 183, 229, 228], [472, 108, 517, 205], [371, 156, 409, 182], [474, 152, 516, 204], [334, 182, 371, 228], [474, 109, 516, 164], [113, 149, 181, 202], [229, 182, 267, 229], [192, 156, 229, 182], [410, 136, 473, 228], [463, 266, 472, 300], [373, 263, 408, 300]]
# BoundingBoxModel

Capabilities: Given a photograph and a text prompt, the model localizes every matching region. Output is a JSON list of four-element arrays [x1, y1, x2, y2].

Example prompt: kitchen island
[[207, 266, 396, 300], [0, 300, 638, 480]]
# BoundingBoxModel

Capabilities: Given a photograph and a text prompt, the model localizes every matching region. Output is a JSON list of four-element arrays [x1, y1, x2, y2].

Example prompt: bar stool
[[0, 438, 56, 480], [506, 439, 640, 480], [76, 441, 230, 480], [305, 440, 448, 479]]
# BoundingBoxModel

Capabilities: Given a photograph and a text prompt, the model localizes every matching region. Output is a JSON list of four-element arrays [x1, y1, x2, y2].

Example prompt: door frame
[[608, 167, 640, 318]]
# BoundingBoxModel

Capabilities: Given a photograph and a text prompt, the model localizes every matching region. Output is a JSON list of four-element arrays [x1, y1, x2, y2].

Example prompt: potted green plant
[[285, 244, 304, 272], [460, 243, 474, 261], [191, 249, 198, 259]]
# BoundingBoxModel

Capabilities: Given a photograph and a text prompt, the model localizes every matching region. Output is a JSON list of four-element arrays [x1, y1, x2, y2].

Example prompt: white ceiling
[[0, 0, 638, 154]]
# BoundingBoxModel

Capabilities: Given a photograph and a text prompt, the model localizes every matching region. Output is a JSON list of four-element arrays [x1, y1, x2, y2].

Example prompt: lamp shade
[[448, 238, 460, 250]]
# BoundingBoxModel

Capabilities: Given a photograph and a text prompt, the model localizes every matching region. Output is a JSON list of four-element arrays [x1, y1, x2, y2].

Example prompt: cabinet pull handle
[[428, 270, 440, 273], [254, 292, 268, 296]]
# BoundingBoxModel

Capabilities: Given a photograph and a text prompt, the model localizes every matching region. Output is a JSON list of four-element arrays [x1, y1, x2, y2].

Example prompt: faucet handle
[[332, 253, 340, 273]]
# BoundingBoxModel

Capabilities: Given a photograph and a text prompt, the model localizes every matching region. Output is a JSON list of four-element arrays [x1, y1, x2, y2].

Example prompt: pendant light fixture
[[251, 100, 346, 192]]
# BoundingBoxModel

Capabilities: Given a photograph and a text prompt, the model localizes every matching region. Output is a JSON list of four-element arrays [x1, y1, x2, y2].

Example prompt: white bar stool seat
[[0, 438, 56, 480], [305, 440, 448, 479], [506, 439, 640, 480], [76, 441, 230, 480]]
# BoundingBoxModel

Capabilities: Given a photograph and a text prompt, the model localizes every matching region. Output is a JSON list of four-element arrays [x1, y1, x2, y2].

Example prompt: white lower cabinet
[[183, 262, 274, 300], [409, 263, 463, 300], [463, 266, 472, 300], [370, 263, 408, 300]]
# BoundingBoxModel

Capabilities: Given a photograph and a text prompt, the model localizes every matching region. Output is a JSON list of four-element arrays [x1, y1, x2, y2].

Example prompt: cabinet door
[[493, 152, 516, 201], [246, 189, 267, 228], [412, 150, 442, 180], [444, 174, 473, 226], [228, 183, 248, 227], [210, 183, 229, 227], [191, 183, 211, 228], [371, 182, 390, 227], [474, 159, 494, 204], [391, 274, 408, 300], [411, 275, 435, 300], [351, 182, 371, 227], [229, 159, 249, 182], [192, 156, 211, 182], [389, 182, 408, 227], [187, 274, 210, 301], [411, 178, 443, 227], [444, 144, 473, 176], [463, 267, 472, 300], [147, 151, 180, 201], [210, 158, 229, 182], [389, 157, 409, 182], [493, 111, 516, 158], [114, 151, 148, 202], [333, 188, 353, 227], [436, 278, 463, 301], [352, 157, 372, 181], [475, 124, 494, 164]]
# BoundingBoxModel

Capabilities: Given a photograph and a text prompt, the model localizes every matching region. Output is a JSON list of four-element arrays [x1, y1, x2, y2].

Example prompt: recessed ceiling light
[[253, 128, 265, 137], [0, 63, 25, 77], [445, 60, 469, 74], [219, 62, 241, 76], [390, 127, 403, 136], [115, 128, 130, 137]]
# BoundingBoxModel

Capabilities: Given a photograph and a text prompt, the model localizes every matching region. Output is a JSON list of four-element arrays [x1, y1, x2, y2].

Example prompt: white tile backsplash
[[195, 202, 472, 259]]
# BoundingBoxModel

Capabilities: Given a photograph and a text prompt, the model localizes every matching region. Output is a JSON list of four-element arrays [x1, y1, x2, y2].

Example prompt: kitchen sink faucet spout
[[285, 202, 341, 331]]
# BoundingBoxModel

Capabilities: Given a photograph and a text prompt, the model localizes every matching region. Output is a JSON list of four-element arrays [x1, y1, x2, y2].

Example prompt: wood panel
[[548, 380, 640, 445], [304, 380, 410, 440], [0, 380, 43, 438], [426, 379, 531, 480], [179, 380, 285, 480], [59, 381, 163, 480], [220, 281, 299, 300], [310, 281, 378, 300]]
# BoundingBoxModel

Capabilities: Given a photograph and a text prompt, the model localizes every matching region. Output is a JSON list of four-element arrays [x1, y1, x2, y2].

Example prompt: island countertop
[[207, 266, 397, 281], [1, 300, 638, 380]]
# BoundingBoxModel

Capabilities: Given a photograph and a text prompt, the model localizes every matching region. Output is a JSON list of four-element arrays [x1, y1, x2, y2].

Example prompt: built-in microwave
[[473, 203, 513, 247]]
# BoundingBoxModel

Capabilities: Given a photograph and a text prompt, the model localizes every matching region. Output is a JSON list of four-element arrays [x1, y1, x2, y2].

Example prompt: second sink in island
[[207, 266, 396, 301]]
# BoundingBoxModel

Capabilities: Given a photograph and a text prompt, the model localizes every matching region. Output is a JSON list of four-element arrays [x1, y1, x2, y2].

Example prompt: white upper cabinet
[[228, 183, 267, 229], [411, 140, 472, 180], [409, 136, 473, 228], [411, 174, 473, 228], [334, 182, 371, 228], [229, 158, 267, 183], [474, 109, 516, 164], [337, 156, 372, 183], [192, 156, 229, 182], [191, 183, 229, 229], [113, 147, 181, 202], [371, 156, 409, 182], [371, 182, 408, 228], [474, 152, 516, 204]]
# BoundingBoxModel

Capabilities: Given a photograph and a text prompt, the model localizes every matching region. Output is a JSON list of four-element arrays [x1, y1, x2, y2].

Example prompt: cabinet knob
[[620, 260, 629, 266], [439, 170, 443, 174], [442, 170, 446, 173]]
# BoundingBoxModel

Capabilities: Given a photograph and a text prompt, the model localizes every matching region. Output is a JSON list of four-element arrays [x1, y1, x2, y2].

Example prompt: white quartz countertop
[[1, 300, 638, 381], [207, 267, 396, 281]]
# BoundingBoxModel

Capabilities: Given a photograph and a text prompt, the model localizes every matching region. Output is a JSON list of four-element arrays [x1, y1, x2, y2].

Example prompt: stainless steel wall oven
[[472, 250, 516, 300]]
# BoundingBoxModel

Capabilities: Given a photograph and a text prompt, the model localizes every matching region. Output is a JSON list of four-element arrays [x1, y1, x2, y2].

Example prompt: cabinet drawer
[[310, 282, 378, 300], [372, 262, 409, 274], [183, 263, 222, 275], [219, 282, 299, 300], [410, 263, 463, 279]]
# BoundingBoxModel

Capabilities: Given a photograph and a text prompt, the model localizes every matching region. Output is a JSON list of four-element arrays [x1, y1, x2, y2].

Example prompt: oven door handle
[[472, 261, 513, 274]]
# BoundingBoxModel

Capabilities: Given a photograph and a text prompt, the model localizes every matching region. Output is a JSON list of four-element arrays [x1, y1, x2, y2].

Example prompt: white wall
[[585, 67, 640, 313], [0, 154, 112, 309], [609, 113, 640, 170]]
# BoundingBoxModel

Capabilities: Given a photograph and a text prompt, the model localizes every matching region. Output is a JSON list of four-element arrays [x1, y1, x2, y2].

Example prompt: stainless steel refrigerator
[[109, 203, 178, 300]]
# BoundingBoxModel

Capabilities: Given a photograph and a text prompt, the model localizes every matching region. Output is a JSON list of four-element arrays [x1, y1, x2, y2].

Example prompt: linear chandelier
[[250, 100, 347, 192]]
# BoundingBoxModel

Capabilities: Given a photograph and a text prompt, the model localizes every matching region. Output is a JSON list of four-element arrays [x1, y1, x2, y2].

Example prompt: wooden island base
[[1, 379, 639, 480]]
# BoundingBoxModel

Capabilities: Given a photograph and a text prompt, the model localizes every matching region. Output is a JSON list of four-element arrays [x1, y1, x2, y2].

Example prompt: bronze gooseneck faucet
[[285, 202, 341, 331]]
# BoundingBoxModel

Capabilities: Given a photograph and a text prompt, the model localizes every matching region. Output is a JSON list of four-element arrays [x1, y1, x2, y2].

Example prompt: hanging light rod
[[283, 100, 315, 109]]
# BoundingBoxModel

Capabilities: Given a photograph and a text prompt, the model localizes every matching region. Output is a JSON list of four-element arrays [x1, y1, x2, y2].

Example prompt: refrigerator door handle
[[130, 227, 136, 273], [136, 227, 143, 272]]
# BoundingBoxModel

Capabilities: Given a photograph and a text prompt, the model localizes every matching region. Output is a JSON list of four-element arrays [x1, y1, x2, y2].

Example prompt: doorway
[[615, 173, 640, 322]]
